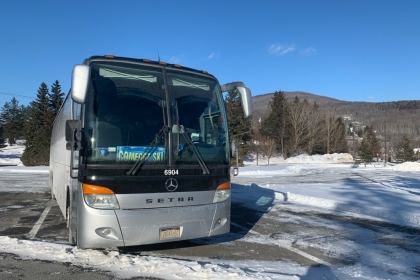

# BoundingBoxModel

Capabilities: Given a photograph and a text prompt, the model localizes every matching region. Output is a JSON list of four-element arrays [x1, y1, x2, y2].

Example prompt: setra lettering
[[145, 197, 194, 204]]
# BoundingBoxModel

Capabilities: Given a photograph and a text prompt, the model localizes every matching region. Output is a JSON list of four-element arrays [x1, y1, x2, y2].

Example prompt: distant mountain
[[252, 91, 347, 119], [252, 91, 420, 144]]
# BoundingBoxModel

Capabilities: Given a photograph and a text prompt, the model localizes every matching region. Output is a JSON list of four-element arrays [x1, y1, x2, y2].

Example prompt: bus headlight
[[82, 183, 120, 209], [213, 182, 231, 203], [84, 194, 120, 209]]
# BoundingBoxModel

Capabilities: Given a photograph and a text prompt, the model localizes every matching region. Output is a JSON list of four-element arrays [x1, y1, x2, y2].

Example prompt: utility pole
[[256, 116, 261, 166], [384, 120, 388, 167], [352, 129, 356, 164]]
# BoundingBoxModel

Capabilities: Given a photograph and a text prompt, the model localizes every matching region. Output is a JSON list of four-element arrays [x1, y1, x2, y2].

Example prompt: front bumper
[[76, 198, 230, 249]]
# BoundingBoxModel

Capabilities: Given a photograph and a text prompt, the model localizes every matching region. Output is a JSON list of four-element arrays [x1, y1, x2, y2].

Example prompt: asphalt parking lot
[[0, 190, 335, 266]]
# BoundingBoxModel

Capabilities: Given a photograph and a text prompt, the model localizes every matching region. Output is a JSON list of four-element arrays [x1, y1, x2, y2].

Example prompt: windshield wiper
[[173, 99, 210, 175], [126, 125, 169, 176], [179, 130, 210, 175]]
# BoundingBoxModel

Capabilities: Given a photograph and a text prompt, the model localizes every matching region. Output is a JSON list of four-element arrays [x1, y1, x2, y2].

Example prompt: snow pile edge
[[275, 192, 420, 228]]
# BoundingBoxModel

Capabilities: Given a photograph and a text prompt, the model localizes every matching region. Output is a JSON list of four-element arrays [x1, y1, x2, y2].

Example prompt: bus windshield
[[83, 61, 230, 166]]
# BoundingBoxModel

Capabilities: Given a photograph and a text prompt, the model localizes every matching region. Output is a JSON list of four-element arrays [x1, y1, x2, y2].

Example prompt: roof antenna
[[157, 48, 160, 62]]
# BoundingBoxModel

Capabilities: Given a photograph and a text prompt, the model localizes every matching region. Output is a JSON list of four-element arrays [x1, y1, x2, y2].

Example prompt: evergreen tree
[[330, 117, 349, 153], [368, 127, 382, 158], [49, 80, 64, 116], [358, 127, 381, 166], [358, 138, 373, 166], [0, 126, 4, 147], [396, 134, 415, 162], [21, 82, 55, 166], [260, 91, 289, 158], [224, 90, 252, 163], [0, 97, 25, 145]]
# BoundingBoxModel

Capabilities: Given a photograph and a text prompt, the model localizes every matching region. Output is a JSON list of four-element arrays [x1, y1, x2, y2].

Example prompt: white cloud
[[268, 43, 295, 56], [300, 47, 317, 56], [207, 52, 216, 59]]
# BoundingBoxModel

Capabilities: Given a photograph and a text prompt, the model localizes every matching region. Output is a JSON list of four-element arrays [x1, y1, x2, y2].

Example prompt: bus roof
[[84, 55, 215, 79]]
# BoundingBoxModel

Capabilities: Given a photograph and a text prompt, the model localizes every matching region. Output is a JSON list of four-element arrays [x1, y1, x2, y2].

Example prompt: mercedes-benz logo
[[165, 178, 178, 192]]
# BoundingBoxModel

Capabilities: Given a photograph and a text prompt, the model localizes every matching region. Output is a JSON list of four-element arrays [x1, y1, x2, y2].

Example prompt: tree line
[[224, 90, 418, 165], [322, 99, 420, 148], [356, 126, 418, 165], [0, 81, 64, 166], [225, 90, 348, 165]]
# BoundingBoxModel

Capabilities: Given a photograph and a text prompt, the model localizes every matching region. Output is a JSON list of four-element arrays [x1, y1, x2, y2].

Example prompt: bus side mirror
[[71, 64, 90, 104], [220, 82, 252, 118], [236, 86, 252, 118]]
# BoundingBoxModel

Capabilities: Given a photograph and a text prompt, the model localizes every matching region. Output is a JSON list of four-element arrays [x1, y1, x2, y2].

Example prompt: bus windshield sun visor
[[126, 125, 169, 176]]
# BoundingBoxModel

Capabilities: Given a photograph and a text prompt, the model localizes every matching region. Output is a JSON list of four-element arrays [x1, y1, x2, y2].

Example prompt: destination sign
[[116, 146, 165, 162]]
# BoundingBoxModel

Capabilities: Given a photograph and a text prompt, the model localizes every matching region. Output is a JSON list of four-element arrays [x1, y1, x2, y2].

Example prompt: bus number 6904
[[164, 169, 179, 175]]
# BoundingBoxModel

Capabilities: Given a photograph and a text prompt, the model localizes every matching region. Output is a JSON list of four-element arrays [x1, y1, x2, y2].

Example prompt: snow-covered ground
[[1, 145, 420, 279], [240, 154, 420, 229], [0, 140, 25, 166]]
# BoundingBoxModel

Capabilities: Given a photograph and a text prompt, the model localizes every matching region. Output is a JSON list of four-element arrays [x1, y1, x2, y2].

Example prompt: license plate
[[159, 227, 181, 240]]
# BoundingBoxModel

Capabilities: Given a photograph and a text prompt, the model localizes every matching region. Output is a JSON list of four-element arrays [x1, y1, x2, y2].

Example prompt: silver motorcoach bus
[[49, 55, 252, 249]]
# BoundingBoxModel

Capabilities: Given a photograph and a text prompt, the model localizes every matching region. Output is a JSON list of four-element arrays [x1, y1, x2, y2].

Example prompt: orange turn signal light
[[82, 183, 114, 195], [216, 181, 231, 190]]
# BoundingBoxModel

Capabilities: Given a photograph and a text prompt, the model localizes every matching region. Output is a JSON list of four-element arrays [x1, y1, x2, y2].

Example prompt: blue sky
[[0, 0, 419, 107]]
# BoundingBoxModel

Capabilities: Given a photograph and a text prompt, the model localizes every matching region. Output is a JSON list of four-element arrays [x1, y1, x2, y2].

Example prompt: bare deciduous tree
[[288, 97, 309, 154], [324, 113, 336, 154], [260, 134, 277, 165], [305, 102, 325, 155]]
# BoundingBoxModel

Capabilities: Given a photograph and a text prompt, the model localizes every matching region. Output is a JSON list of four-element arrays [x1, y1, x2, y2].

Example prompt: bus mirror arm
[[231, 141, 239, 176], [231, 141, 239, 158], [220, 82, 252, 118], [231, 167, 238, 176]]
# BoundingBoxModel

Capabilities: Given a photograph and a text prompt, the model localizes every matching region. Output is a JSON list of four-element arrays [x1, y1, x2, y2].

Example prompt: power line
[[0, 91, 33, 99]]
